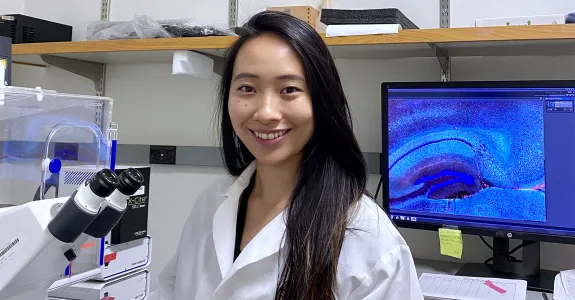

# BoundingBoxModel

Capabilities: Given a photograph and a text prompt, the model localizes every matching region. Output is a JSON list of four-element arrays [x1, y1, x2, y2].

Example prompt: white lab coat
[[159, 162, 424, 300]]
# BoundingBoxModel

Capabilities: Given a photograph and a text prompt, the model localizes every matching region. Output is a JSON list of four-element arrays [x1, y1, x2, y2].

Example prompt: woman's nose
[[253, 93, 281, 124]]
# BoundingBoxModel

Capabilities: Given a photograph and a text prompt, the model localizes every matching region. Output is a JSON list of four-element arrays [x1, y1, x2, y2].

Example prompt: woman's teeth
[[253, 130, 288, 140]]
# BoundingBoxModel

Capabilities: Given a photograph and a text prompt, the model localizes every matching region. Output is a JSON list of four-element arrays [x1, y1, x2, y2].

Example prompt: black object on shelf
[[0, 14, 72, 44], [161, 24, 230, 37], [320, 8, 419, 29]]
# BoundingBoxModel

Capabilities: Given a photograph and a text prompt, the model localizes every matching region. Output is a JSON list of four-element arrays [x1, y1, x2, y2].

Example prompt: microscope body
[[0, 197, 73, 300], [0, 168, 144, 300]]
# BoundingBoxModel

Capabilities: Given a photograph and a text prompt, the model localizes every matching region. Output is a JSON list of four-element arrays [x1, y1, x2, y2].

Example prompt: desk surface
[[415, 259, 551, 300]]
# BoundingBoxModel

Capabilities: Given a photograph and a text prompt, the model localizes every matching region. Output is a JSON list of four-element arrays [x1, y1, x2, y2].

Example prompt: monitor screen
[[383, 82, 575, 241]]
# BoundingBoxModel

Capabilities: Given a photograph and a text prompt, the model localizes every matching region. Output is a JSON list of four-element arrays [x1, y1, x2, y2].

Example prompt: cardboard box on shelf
[[267, 6, 326, 32]]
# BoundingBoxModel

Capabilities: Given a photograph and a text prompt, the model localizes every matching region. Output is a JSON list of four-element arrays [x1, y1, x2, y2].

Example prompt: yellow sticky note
[[0, 59, 6, 70], [439, 228, 463, 259]]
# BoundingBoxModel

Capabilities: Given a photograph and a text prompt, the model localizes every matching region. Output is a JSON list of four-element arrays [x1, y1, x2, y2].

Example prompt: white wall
[[0, 0, 25, 15], [4, 0, 575, 293], [21, 0, 101, 41], [11, 64, 95, 95], [105, 63, 221, 146]]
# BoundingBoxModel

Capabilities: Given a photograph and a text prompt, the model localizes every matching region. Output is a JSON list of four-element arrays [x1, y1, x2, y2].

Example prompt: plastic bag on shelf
[[133, 15, 173, 39], [87, 20, 141, 40], [86, 15, 234, 40], [159, 19, 233, 37]]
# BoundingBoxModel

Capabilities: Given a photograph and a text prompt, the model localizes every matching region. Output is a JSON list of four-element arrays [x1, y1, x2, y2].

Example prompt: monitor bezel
[[381, 80, 575, 245]]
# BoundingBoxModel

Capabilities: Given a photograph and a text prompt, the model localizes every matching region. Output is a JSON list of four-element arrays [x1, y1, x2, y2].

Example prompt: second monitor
[[382, 81, 575, 292]]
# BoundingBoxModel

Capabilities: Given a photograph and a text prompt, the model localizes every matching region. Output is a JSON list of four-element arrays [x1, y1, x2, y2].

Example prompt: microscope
[[0, 167, 144, 300]]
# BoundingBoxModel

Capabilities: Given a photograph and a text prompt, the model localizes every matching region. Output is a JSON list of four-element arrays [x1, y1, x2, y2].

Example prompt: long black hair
[[216, 11, 367, 299]]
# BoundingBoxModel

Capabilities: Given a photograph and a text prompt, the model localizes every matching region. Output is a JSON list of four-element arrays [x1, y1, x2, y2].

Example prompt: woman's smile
[[249, 129, 292, 145]]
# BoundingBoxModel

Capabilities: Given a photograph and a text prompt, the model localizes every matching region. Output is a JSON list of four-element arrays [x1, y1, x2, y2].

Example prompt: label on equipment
[[0, 59, 5, 86], [134, 185, 146, 196], [0, 232, 28, 269]]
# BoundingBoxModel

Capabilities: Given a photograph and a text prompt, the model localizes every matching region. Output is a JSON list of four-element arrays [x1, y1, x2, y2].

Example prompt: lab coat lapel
[[212, 162, 256, 279], [225, 208, 287, 280], [213, 161, 288, 291]]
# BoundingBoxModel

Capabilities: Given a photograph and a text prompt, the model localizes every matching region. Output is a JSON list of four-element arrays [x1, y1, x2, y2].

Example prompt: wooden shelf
[[11, 24, 575, 66], [12, 35, 238, 55]]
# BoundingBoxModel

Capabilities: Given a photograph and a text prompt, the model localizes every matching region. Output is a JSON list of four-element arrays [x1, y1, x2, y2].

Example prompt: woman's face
[[228, 33, 314, 166]]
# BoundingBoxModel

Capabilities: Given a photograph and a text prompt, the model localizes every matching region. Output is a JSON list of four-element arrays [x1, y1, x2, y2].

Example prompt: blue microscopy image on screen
[[388, 99, 546, 222]]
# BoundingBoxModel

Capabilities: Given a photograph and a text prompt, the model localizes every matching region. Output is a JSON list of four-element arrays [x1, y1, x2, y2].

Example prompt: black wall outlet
[[149, 145, 176, 164]]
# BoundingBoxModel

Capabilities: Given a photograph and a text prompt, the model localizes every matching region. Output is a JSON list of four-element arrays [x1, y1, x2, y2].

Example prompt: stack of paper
[[325, 24, 402, 37], [419, 273, 527, 300], [554, 270, 575, 300]]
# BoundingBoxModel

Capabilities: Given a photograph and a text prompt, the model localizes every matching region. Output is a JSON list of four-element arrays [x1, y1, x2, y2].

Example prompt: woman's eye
[[239, 86, 255, 93], [281, 86, 301, 94]]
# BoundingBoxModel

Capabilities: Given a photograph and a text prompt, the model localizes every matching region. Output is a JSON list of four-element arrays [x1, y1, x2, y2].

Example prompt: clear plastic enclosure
[[0, 86, 113, 206]]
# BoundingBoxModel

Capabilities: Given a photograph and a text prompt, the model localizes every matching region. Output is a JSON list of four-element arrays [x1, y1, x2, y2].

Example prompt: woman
[[159, 11, 423, 300]]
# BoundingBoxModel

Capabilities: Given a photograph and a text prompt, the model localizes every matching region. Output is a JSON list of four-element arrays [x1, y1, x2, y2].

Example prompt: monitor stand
[[455, 238, 557, 292]]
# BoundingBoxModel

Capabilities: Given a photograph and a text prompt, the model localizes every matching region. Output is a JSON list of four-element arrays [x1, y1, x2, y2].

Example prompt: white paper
[[554, 270, 575, 300], [0, 60, 5, 87], [419, 273, 527, 300], [555, 272, 570, 300], [325, 24, 401, 37], [172, 50, 214, 79]]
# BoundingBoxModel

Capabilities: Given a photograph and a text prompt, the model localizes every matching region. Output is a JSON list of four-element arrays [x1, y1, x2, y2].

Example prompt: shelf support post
[[98, 0, 110, 96], [229, 0, 238, 29], [440, 0, 450, 28], [101, 0, 111, 22], [429, 43, 451, 82], [40, 55, 106, 94]]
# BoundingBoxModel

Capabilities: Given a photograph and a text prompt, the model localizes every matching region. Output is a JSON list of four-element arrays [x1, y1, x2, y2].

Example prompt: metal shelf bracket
[[433, 0, 451, 82], [429, 43, 451, 82], [198, 52, 225, 77], [40, 55, 106, 95], [213, 57, 225, 77]]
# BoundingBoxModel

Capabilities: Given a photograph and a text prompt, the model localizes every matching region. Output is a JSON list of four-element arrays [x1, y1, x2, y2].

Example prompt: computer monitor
[[382, 81, 575, 292]]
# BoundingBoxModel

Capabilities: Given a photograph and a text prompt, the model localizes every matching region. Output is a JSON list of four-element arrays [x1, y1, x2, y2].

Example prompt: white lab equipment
[[49, 270, 151, 300], [0, 167, 144, 300], [94, 236, 152, 281], [0, 86, 145, 299]]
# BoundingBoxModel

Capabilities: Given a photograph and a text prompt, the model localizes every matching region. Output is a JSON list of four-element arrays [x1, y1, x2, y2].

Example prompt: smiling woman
[[227, 32, 314, 165], [158, 10, 423, 300]]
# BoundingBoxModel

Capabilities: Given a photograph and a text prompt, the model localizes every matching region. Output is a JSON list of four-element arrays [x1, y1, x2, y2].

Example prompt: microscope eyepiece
[[83, 168, 145, 239], [117, 168, 145, 196], [49, 168, 118, 243], [89, 169, 119, 198]]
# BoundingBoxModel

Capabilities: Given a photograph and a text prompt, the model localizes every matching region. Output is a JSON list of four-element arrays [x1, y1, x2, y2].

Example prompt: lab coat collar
[[213, 161, 287, 282], [221, 161, 256, 197]]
